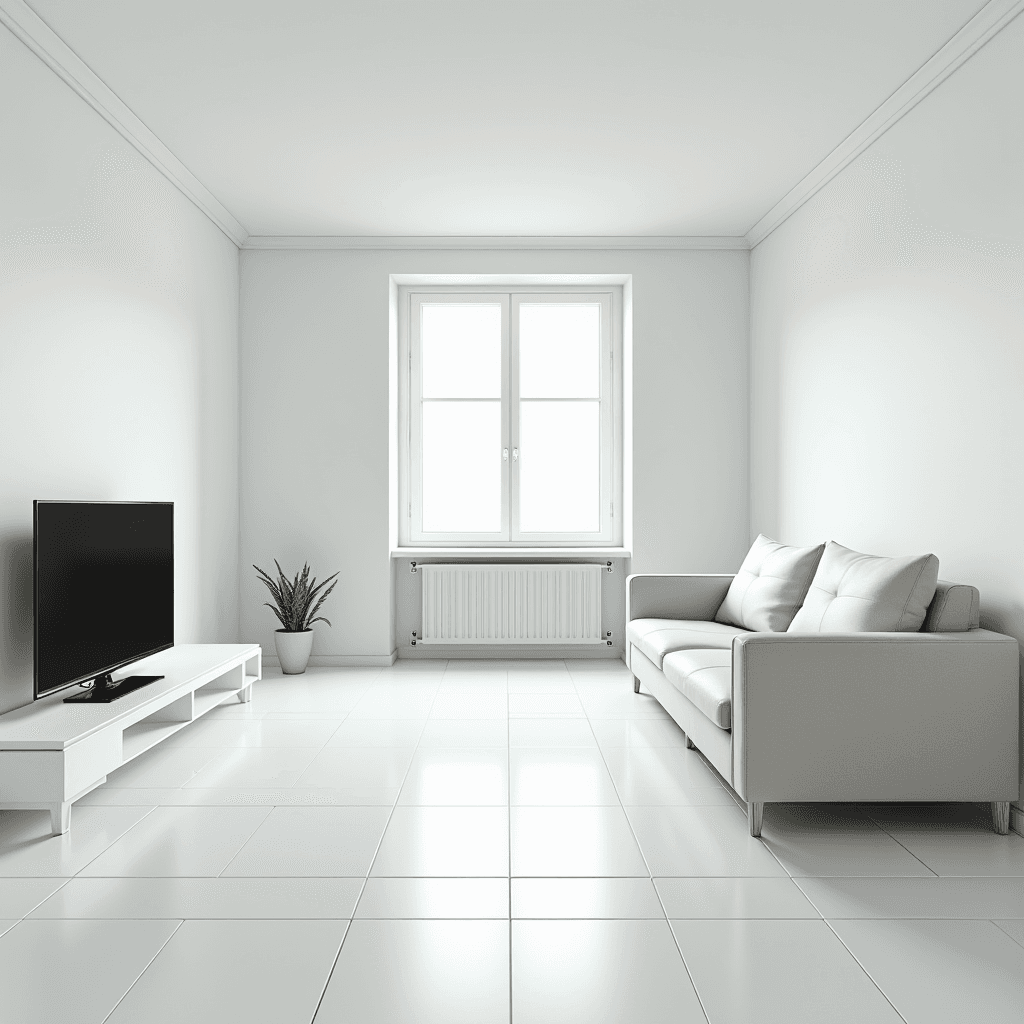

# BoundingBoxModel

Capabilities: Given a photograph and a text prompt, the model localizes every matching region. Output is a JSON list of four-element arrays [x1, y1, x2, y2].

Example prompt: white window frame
[[398, 284, 622, 547]]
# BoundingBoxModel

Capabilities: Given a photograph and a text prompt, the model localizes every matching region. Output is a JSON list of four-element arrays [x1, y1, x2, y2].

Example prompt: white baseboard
[[1011, 804, 1024, 837], [263, 651, 398, 669]]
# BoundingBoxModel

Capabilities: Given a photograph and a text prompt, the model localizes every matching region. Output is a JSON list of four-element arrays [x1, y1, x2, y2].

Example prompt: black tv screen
[[34, 501, 174, 699]]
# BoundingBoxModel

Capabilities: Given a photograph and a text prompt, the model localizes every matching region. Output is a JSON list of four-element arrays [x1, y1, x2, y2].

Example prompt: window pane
[[422, 401, 501, 532], [421, 303, 501, 398], [519, 401, 599, 533], [519, 304, 600, 398]]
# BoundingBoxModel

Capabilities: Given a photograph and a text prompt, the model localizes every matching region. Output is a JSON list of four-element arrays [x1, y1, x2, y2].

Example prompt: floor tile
[[0, 878, 67, 918], [588, 717, 689, 749], [430, 691, 509, 719], [248, 689, 364, 716], [508, 718, 597, 747], [0, 918, 179, 1024], [181, 746, 320, 788], [398, 748, 509, 805], [796, 876, 1024, 919], [507, 675, 575, 694], [228, 718, 343, 747], [78, 806, 272, 877], [831, 918, 1024, 1024], [172, 716, 340, 747], [417, 719, 510, 747], [760, 804, 935, 877], [202, 701, 266, 720], [161, 718, 265, 748], [30, 876, 363, 919], [603, 745, 734, 805], [994, 919, 1024, 947], [355, 878, 509, 918], [105, 919, 347, 1024], [294, 746, 416, 789], [222, 806, 392, 876], [80, 785, 401, 806], [103, 745, 223, 787], [348, 689, 437, 719], [0, 806, 153, 877], [655, 877, 820, 918], [510, 748, 619, 805], [879, 828, 1024, 876], [317, 920, 509, 1024], [512, 878, 664, 918], [508, 693, 583, 717], [671, 919, 903, 1023], [512, 919, 704, 1023], [511, 806, 648, 876], [325, 718, 426, 747], [371, 807, 509, 877], [626, 805, 788, 877], [577, 691, 672, 719]]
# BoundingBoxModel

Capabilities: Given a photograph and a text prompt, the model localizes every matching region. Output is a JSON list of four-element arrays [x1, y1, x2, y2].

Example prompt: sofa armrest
[[731, 630, 1020, 804], [626, 574, 734, 623]]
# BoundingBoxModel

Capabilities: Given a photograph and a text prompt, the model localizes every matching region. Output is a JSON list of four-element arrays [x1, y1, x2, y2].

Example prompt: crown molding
[[745, 0, 1024, 248], [242, 235, 750, 251], [0, 0, 249, 247]]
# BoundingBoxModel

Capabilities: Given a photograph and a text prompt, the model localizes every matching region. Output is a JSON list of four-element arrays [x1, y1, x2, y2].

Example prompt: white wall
[[0, 27, 240, 713], [240, 248, 749, 661], [750, 16, 1024, 808]]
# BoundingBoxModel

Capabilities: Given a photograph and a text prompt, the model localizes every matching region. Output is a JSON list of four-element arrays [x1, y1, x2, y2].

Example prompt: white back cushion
[[788, 541, 939, 633], [715, 534, 825, 632]]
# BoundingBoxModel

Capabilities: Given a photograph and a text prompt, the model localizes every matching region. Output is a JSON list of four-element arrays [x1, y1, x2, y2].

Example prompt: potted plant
[[253, 560, 339, 674]]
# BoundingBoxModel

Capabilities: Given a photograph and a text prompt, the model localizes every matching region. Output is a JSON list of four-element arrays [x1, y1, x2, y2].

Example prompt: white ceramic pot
[[274, 629, 314, 674]]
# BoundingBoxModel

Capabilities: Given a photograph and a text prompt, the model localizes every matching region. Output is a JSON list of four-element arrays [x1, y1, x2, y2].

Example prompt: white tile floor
[[2, 659, 1024, 1022]]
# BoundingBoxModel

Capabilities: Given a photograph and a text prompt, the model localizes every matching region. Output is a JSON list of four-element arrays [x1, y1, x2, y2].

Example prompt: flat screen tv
[[34, 501, 174, 702]]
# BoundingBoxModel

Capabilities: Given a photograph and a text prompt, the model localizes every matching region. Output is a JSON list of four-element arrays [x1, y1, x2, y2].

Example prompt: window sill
[[391, 547, 631, 558]]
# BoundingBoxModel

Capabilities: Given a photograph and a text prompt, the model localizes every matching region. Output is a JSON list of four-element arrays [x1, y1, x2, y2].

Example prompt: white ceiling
[[23, 0, 991, 238]]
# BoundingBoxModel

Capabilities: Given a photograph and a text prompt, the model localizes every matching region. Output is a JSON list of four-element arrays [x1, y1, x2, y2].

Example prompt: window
[[398, 286, 622, 546]]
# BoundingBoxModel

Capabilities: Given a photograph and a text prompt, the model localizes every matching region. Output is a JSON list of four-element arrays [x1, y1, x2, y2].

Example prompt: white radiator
[[420, 563, 604, 644]]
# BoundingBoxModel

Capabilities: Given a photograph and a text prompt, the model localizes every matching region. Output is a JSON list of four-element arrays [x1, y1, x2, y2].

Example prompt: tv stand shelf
[[0, 644, 261, 834]]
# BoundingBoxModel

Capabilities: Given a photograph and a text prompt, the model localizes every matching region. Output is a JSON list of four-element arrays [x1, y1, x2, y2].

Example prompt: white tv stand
[[0, 644, 261, 835]]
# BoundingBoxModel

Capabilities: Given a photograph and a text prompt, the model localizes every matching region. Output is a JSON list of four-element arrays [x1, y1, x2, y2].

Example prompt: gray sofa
[[626, 572, 1020, 836]]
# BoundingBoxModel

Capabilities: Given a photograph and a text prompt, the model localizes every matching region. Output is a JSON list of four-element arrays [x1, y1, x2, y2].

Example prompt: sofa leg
[[748, 801, 764, 838], [633, 676, 640, 693], [992, 801, 1010, 835], [685, 735, 696, 750]]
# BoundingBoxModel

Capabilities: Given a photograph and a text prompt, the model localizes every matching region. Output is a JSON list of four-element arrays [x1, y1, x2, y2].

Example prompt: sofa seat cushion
[[627, 618, 749, 670], [662, 649, 733, 730]]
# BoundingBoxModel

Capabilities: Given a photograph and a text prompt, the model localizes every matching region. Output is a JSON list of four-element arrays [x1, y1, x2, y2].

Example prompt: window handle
[[503, 448, 509, 461], [512, 447, 519, 462]]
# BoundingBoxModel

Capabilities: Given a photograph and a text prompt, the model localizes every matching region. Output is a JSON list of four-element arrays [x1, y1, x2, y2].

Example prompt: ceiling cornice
[[0, 0, 249, 247], [242, 235, 751, 251], [745, 0, 1024, 249]]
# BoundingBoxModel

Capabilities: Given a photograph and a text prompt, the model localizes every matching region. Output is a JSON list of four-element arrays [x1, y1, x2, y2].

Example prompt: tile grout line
[[98, 918, 185, 1024], [857, 807, 941, 878], [571, 661, 714, 1024], [992, 918, 1024, 950], [820, 916, 911, 1024], [306, 660, 447, 1024]]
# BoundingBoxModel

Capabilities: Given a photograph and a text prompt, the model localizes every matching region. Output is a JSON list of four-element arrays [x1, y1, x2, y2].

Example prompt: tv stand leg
[[238, 684, 252, 703], [50, 802, 71, 836]]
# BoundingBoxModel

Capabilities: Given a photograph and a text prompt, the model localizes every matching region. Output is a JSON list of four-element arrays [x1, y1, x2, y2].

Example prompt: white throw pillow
[[715, 535, 825, 632], [788, 541, 939, 633]]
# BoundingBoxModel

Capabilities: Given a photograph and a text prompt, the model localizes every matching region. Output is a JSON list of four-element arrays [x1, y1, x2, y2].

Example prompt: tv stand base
[[63, 674, 165, 703]]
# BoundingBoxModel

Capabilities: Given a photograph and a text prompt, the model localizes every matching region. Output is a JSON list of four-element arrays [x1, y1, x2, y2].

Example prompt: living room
[[1, 1, 1023, 1021]]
